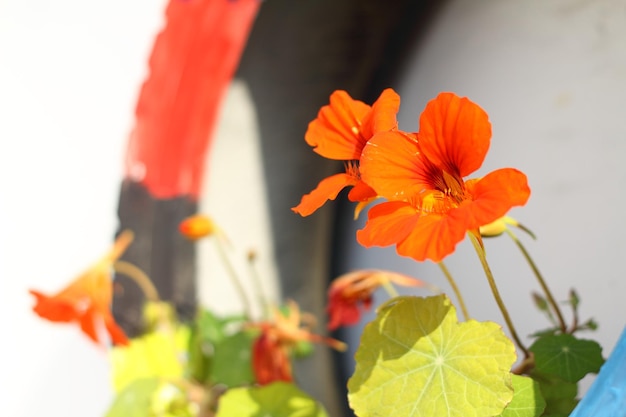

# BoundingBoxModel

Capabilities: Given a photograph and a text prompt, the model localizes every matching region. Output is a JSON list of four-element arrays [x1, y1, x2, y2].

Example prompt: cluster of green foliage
[[105, 304, 330, 417], [106, 284, 603, 417]]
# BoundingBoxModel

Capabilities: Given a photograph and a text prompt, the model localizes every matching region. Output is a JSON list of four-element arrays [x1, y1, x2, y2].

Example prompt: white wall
[[0, 3, 276, 416], [0, 1, 167, 416]]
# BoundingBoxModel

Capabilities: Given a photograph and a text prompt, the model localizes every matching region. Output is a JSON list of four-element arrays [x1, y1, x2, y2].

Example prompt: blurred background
[[1, 0, 626, 416]]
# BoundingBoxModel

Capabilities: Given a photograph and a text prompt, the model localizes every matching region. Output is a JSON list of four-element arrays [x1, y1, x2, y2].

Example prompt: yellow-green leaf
[[498, 375, 546, 417], [348, 295, 517, 417], [110, 327, 189, 392], [215, 382, 329, 417], [105, 378, 160, 417]]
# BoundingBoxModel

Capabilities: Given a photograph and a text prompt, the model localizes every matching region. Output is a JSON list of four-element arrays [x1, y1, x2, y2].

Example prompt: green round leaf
[[498, 375, 546, 417], [216, 382, 329, 417], [348, 295, 517, 417], [529, 334, 604, 383], [210, 330, 256, 387], [533, 373, 578, 416]]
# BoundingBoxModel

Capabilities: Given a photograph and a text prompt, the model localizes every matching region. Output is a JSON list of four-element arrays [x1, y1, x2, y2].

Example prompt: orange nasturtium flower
[[292, 88, 400, 217], [29, 230, 134, 346], [357, 92, 531, 262], [251, 300, 346, 385], [327, 270, 426, 330]]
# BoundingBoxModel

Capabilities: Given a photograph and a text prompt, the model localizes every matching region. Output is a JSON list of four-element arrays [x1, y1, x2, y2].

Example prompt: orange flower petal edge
[[292, 173, 357, 216], [29, 230, 134, 346], [356, 201, 420, 248]]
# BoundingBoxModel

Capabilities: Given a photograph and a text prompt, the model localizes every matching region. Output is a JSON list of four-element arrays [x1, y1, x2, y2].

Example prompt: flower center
[[344, 160, 361, 179], [417, 160, 467, 214]]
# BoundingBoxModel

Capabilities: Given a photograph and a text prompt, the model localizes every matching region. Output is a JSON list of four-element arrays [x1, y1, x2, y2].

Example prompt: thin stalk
[[246, 250, 271, 318], [213, 236, 252, 319], [469, 233, 530, 359], [504, 228, 567, 333], [568, 300, 580, 334], [438, 261, 470, 321], [113, 260, 160, 302], [114, 261, 175, 335], [380, 279, 399, 298]]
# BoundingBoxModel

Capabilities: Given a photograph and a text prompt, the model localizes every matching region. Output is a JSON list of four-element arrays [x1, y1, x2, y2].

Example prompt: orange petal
[[418, 93, 491, 177], [462, 168, 531, 230], [29, 290, 77, 323], [360, 131, 428, 200], [347, 181, 378, 219], [360, 88, 400, 138], [79, 309, 101, 345], [305, 90, 370, 160], [396, 209, 469, 262], [347, 180, 377, 202], [292, 173, 356, 216], [104, 314, 130, 346], [357, 201, 419, 248]]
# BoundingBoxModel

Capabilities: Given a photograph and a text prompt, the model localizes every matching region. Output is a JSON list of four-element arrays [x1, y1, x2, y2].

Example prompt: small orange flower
[[251, 301, 346, 385], [357, 93, 530, 262], [179, 214, 216, 240], [29, 230, 134, 346], [292, 88, 400, 216], [327, 270, 426, 330]]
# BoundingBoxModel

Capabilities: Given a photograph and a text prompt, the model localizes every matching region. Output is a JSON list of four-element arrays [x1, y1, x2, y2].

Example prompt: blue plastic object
[[570, 326, 626, 416]]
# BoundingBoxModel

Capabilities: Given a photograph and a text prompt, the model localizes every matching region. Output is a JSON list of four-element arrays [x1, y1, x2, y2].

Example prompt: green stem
[[381, 279, 399, 298], [213, 237, 252, 319], [469, 233, 530, 359], [568, 299, 580, 334], [505, 228, 567, 333], [438, 261, 470, 321], [246, 250, 271, 318]]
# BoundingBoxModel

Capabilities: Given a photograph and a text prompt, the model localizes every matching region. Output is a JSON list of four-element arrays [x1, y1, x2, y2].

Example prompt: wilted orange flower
[[179, 214, 216, 240], [251, 300, 346, 385], [292, 88, 400, 216], [327, 270, 426, 330], [29, 230, 134, 346], [357, 92, 530, 262], [252, 325, 294, 385]]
